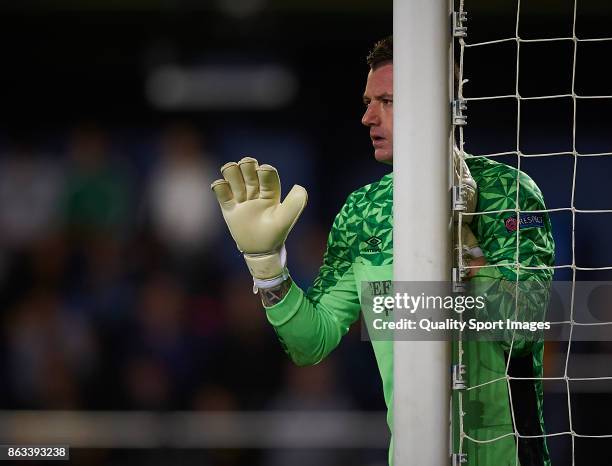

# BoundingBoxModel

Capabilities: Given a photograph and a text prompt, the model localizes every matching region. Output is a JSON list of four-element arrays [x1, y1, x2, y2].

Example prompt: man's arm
[[466, 256, 487, 278], [468, 168, 555, 356], [212, 158, 361, 366], [260, 278, 292, 307], [262, 194, 362, 366]]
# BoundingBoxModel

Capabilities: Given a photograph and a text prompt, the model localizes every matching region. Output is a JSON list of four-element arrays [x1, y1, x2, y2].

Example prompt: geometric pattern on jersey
[[466, 156, 555, 282], [308, 173, 393, 305]]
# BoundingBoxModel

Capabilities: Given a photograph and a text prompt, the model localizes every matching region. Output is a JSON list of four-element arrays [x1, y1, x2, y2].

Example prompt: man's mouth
[[372, 135, 386, 146]]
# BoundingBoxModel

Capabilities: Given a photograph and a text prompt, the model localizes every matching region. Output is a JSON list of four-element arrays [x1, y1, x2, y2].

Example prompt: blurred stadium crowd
[[0, 122, 388, 465], [0, 2, 393, 463]]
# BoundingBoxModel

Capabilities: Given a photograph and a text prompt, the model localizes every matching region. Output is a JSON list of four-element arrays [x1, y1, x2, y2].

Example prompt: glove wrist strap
[[244, 245, 290, 293], [252, 268, 290, 293], [465, 246, 484, 258]]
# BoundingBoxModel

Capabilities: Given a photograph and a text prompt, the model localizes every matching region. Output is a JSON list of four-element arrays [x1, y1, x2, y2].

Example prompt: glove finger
[[460, 224, 479, 251], [257, 164, 281, 201], [454, 152, 475, 187], [453, 150, 478, 218], [277, 184, 308, 231], [452, 148, 464, 184], [238, 156, 260, 200], [211, 179, 234, 206], [221, 162, 247, 203]]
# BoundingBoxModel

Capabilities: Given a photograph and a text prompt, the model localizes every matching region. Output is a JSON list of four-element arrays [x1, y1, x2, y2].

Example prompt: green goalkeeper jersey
[[265, 156, 555, 466]]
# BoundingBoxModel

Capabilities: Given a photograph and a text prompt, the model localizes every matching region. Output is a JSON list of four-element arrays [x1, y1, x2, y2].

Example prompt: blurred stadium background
[[0, 0, 610, 465], [0, 1, 392, 465]]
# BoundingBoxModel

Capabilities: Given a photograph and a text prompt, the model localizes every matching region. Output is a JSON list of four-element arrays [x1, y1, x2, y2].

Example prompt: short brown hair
[[366, 36, 393, 69]]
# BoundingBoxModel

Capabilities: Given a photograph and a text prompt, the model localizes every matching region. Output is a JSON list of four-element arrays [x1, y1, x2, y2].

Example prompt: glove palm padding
[[211, 157, 308, 280], [453, 148, 477, 222], [453, 149, 483, 265]]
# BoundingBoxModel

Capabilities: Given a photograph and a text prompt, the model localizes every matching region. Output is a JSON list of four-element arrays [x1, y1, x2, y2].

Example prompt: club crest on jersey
[[363, 236, 383, 253], [504, 213, 544, 232]]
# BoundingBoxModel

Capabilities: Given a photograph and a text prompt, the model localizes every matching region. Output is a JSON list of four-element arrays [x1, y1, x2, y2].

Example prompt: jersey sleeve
[[471, 168, 555, 356], [475, 166, 555, 278], [264, 194, 362, 366]]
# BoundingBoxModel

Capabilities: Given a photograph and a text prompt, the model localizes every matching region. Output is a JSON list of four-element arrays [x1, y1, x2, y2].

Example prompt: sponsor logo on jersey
[[363, 236, 382, 253], [368, 280, 392, 296], [504, 213, 544, 232]]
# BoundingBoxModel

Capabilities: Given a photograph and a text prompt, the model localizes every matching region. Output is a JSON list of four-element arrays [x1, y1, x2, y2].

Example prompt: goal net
[[393, 0, 612, 464], [452, 0, 612, 465]]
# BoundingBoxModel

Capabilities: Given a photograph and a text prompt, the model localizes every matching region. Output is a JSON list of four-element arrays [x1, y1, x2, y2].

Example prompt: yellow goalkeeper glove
[[211, 157, 308, 291], [453, 147, 477, 223], [454, 149, 483, 261], [460, 223, 483, 262]]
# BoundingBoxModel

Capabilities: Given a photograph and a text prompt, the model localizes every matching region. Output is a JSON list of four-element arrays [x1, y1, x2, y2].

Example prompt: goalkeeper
[[211, 36, 555, 466]]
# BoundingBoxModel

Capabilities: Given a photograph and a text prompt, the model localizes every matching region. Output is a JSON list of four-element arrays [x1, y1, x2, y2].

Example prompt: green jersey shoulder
[[329, 173, 393, 265]]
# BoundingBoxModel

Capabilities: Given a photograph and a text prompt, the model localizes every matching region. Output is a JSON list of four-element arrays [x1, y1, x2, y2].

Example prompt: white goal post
[[393, 0, 452, 464]]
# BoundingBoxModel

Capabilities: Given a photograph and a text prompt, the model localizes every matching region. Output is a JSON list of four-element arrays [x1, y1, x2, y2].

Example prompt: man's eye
[[382, 99, 393, 105]]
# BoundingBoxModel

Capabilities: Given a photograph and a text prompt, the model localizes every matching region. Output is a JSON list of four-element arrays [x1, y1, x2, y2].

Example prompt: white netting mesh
[[454, 0, 612, 464]]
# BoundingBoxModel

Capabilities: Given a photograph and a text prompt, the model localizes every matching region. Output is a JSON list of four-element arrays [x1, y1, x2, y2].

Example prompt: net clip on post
[[452, 267, 467, 292], [452, 364, 467, 390], [452, 453, 468, 465], [452, 99, 467, 126], [452, 184, 466, 212], [453, 10, 467, 38]]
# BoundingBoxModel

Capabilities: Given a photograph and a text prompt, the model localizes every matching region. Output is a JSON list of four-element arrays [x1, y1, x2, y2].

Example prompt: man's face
[[361, 62, 393, 164]]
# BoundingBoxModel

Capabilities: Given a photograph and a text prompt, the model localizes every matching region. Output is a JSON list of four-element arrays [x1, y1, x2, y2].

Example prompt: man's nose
[[361, 105, 379, 127]]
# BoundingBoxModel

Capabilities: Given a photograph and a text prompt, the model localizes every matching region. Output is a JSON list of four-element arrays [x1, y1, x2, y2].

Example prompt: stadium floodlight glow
[[146, 64, 298, 110]]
